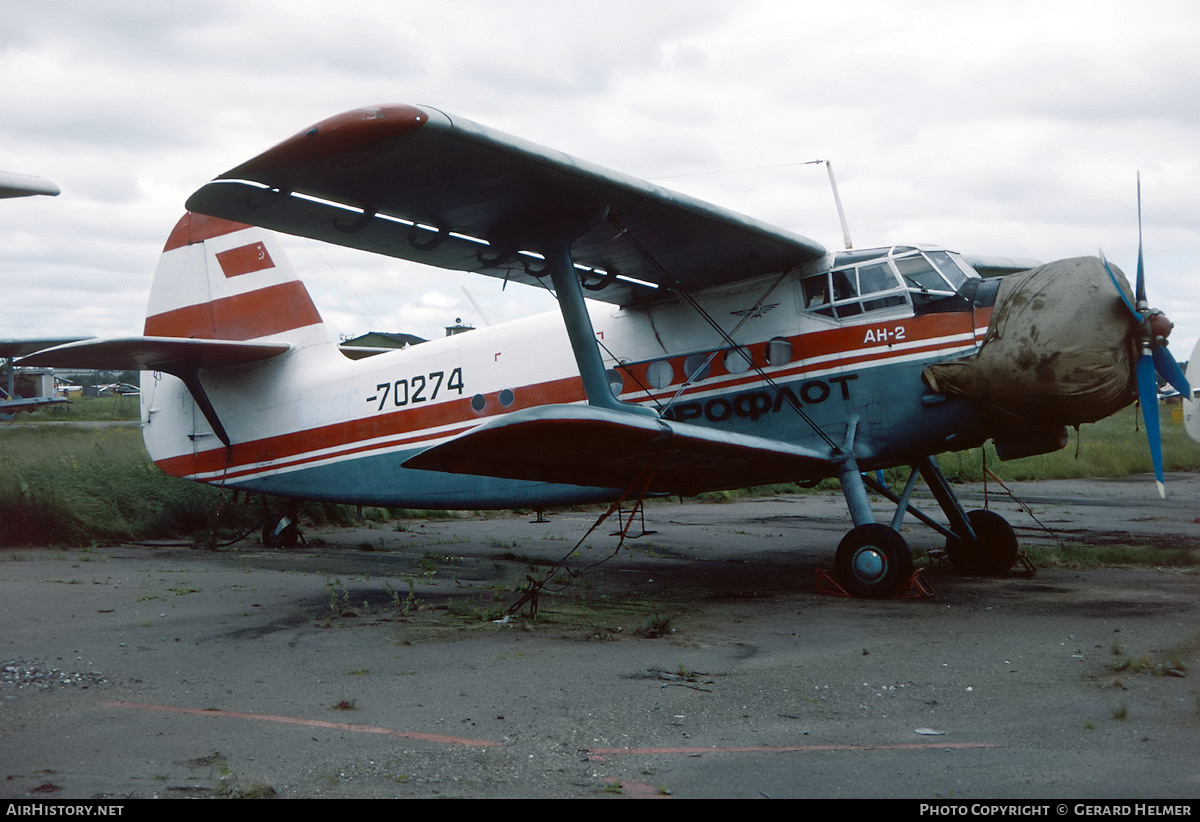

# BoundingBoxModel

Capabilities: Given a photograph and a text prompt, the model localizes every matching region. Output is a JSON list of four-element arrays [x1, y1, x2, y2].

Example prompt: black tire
[[946, 509, 1018, 576], [262, 515, 299, 549], [835, 524, 913, 599]]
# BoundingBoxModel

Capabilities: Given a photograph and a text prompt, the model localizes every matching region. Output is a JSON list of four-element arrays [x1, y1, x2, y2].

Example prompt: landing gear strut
[[832, 448, 916, 598], [832, 454, 1022, 597], [862, 456, 1022, 578], [945, 509, 1018, 576]]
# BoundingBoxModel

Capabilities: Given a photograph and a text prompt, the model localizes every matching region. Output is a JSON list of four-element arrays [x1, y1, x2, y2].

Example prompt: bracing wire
[[606, 213, 841, 452]]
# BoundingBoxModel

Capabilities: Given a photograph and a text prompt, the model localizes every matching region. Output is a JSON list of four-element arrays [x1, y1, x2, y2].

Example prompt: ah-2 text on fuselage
[[22, 105, 1190, 597]]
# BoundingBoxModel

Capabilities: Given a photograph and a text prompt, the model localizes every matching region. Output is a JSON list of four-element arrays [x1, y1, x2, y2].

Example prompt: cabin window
[[683, 353, 711, 382], [766, 337, 793, 366], [724, 346, 753, 375], [646, 359, 674, 389], [499, 388, 515, 407], [606, 368, 624, 395]]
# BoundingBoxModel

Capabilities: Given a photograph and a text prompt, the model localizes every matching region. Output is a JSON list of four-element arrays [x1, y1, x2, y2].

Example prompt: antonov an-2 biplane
[[21, 105, 1192, 597]]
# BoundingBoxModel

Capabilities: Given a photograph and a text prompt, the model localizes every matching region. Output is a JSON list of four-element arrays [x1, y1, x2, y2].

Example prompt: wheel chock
[[896, 568, 934, 598], [815, 567, 934, 599], [1014, 550, 1037, 576], [815, 567, 851, 597]]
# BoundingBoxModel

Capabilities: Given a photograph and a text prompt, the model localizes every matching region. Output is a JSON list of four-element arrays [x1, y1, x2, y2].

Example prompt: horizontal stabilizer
[[0, 338, 93, 359], [18, 336, 290, 372], [403, 404, 832, 496]]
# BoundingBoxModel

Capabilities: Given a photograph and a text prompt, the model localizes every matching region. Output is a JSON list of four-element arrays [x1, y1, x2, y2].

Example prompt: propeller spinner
[[1100, 173, 1192, 498]]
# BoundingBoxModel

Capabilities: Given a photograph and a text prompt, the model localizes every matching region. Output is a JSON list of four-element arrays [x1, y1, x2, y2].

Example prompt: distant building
[[444, 318, 475, 337], [13, 369, 61, 398], [339, 331, 427, 360]]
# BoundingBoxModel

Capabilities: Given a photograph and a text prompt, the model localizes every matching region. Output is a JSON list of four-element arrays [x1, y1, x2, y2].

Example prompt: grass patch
[[0, 425, 441, 546], [2, 403, 1195, 547], [686, 405, 1200, 502], [928, 404, 1200, 483], [1023, 542, 1200, 570], [5, 394, 140, 423], [0, 426, 237, 546]]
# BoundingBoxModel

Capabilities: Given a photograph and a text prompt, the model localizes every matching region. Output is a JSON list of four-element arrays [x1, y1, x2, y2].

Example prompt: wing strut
[[543, 230, 656, 418]]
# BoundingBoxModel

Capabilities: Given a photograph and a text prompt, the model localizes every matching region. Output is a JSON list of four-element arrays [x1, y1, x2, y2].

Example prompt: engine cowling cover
[[924, 257, 1137, 427]]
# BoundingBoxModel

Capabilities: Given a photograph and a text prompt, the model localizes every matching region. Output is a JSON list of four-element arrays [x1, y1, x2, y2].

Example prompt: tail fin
[[144, 212, 328, 344]]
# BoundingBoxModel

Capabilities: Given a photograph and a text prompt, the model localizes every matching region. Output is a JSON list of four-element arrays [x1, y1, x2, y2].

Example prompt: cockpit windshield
[[801, 246, 974, 319]]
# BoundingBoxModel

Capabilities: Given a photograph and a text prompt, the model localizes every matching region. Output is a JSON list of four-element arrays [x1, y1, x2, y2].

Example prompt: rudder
[[144, 212, 327, 344]]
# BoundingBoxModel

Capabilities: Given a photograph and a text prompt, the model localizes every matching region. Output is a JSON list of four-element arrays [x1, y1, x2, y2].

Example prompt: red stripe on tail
[[144, 281, 322, 340], [162, 212, 253, 252]]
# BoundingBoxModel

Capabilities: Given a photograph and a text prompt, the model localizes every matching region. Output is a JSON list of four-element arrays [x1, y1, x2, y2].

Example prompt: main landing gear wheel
[[835, 524, 914, 599], [946, 509, 1018, 576]]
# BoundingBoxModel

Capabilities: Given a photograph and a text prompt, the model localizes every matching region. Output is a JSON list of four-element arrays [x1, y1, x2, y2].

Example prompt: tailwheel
[[946, 509, 1018, 576], [835, 523, 913, 599], [262, 515, 299, 549]]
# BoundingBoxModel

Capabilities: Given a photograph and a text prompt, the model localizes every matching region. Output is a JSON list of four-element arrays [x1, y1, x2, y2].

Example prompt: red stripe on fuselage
[[620, 309, 991, 403], [158, 309, 992, 482], [143, 281, 323, 340], [153, 375, 588, 480]]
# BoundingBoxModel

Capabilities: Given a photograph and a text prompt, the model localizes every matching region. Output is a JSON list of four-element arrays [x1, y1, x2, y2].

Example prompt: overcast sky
[[3, 0, 1198, 357]]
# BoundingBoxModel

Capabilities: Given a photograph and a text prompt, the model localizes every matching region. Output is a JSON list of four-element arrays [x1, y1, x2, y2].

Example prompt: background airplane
[[0, 340, 83, 419], [0, 173, 82, 418], [21, 105, 1191, 597], [0, 171, 60, 200]]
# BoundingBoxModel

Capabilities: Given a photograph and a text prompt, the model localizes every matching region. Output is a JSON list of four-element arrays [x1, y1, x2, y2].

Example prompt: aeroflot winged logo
[[730, 303, 779, 320]]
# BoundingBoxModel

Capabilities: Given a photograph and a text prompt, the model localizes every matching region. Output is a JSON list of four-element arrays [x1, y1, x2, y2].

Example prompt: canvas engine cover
[[924, 257, 1136, 425]]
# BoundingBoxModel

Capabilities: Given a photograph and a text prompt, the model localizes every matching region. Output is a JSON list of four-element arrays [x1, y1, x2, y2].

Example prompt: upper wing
[[185, 105, 827, 305], [18, 337, 290, 371], [961, 254, 1040, 278], [403, 404, 832, 495]]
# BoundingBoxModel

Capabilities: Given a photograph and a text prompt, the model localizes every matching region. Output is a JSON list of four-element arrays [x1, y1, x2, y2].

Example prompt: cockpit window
[[857, 262, 894, 295], [831, 270, 857, 302], [894, 254, 951, 293], [926, 249, 969, 290], [802, 274, 831, 309], [806, 246, 971, 320]]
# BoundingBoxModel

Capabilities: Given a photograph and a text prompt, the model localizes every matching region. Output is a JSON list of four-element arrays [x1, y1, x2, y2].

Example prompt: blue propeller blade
[[1153, 345, 1192, 398], [1135, 172, 1147, 308], [1136, 353, 1165, 499], [1099, 250, 1139, 318]]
